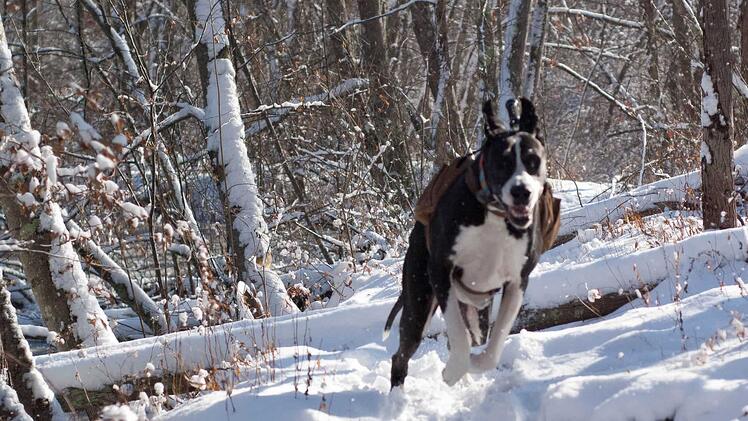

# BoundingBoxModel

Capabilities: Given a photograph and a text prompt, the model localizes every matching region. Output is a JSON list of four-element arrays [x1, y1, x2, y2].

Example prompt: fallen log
[[515, 281, 660, 333]]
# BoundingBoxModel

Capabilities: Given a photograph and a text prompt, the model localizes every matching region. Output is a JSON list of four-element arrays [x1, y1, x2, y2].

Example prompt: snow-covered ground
[[139, 223, 748, 420]]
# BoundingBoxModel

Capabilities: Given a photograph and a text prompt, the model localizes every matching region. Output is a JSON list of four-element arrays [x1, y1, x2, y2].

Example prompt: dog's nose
[[510, 185, 530, 204]]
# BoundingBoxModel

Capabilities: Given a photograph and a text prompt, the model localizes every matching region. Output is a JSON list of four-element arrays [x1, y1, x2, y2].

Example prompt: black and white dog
[[384, 98, 547, 388]]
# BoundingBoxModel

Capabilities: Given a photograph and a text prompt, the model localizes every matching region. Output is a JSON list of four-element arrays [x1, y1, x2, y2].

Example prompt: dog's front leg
[[470, 281, 523, 372], [442, 291, 472, 386]]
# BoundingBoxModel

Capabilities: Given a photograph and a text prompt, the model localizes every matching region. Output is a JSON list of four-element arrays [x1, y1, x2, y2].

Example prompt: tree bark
[[0, 379, 32, 421], [639, 0, 661, 104], [701, 0, 736, 230], [740, 0, 748, 82], [669, 0, 700, 121]]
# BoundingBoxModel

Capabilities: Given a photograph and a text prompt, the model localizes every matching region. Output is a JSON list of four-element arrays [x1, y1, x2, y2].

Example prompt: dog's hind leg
[[470, 282, 524, 372], [390, 285, 434, 388], [390, 223, 432, 389]]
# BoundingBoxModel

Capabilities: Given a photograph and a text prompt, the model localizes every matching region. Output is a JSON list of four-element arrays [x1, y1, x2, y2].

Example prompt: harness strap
[[454, 276, 502, 299], [465, 154, 508, 219]]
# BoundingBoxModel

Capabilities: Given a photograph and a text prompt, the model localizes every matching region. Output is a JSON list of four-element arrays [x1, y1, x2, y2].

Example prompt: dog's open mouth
[[508, 205, 531, 227]]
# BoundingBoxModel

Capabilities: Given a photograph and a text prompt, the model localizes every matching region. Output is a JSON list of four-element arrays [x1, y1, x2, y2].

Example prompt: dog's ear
[[482, 100, 504, 135], [517, 97, 538, 134], [505, 98, 538, 134], [505, 99, 521, 130]]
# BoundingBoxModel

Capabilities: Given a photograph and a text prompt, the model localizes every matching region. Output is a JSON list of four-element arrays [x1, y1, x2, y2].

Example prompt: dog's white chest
[[450, 213, 528, 296]]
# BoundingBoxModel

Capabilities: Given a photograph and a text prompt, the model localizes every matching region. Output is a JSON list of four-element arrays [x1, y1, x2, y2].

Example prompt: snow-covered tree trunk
[[700, 0, 737, 230], [187, 0, 298, 316], [0, 379, 32, 421], [0, 19, 118, 349], [0, 276, 64, 420], [523, 0, 548, 101], [82, 0, 228, 320], [497, 0, 532, 123]]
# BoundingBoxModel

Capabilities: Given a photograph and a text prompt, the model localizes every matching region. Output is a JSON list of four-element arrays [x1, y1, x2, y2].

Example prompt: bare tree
[[701, 0, 737, 229]]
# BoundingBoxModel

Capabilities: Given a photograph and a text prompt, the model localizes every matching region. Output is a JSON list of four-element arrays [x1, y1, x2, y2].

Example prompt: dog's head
[[481, 98, 547, 229]]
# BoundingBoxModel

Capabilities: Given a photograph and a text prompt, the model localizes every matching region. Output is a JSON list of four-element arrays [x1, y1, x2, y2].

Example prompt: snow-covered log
[[521, 227, 748, 331], [0, 19, 118, 349], [556, 144, 748, 243], [35, 300, 392, 405], [0, 276, 64, 420], [190, 0, 298, 316]]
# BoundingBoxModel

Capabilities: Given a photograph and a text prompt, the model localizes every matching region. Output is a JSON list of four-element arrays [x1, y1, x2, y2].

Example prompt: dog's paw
[[470, 352, 498, 373], [441, 362, 467, 386]]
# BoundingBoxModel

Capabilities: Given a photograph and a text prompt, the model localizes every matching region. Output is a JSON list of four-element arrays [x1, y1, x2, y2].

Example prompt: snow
[[194, 0, 230, 61], [700, 71, 720, 127], [70, 112, 102, 144], [100, 404, 137, 421], [119, 202, 149, 220], [26, 200, 748, 420], [700, 141, 712, 165], [548, 178, 609, 211]]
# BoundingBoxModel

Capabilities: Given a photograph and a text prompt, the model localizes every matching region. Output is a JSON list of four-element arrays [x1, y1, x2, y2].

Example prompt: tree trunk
[[669, 0, 699, 121], [411, 0, 465, 165], [186, 0, 299, 316], [639, 0, 661, 104], [740, 0, 748, 82], [497, 0, 532, 123], [0, 278, 63, 420], [356, 0, 409, 182], [701, 0, 736, 230], [523, 0, 548, 101], [475, 0, 499, 148], [325, 0, 354, 78], [0, 19, 118, 349]]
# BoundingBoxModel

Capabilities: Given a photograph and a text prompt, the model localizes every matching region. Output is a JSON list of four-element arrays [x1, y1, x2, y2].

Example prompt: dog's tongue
[[510, 205, 530, 217]]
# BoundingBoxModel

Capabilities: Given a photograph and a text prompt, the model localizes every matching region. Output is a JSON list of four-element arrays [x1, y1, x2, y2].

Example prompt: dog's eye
[[525, 155, 540, 174]]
